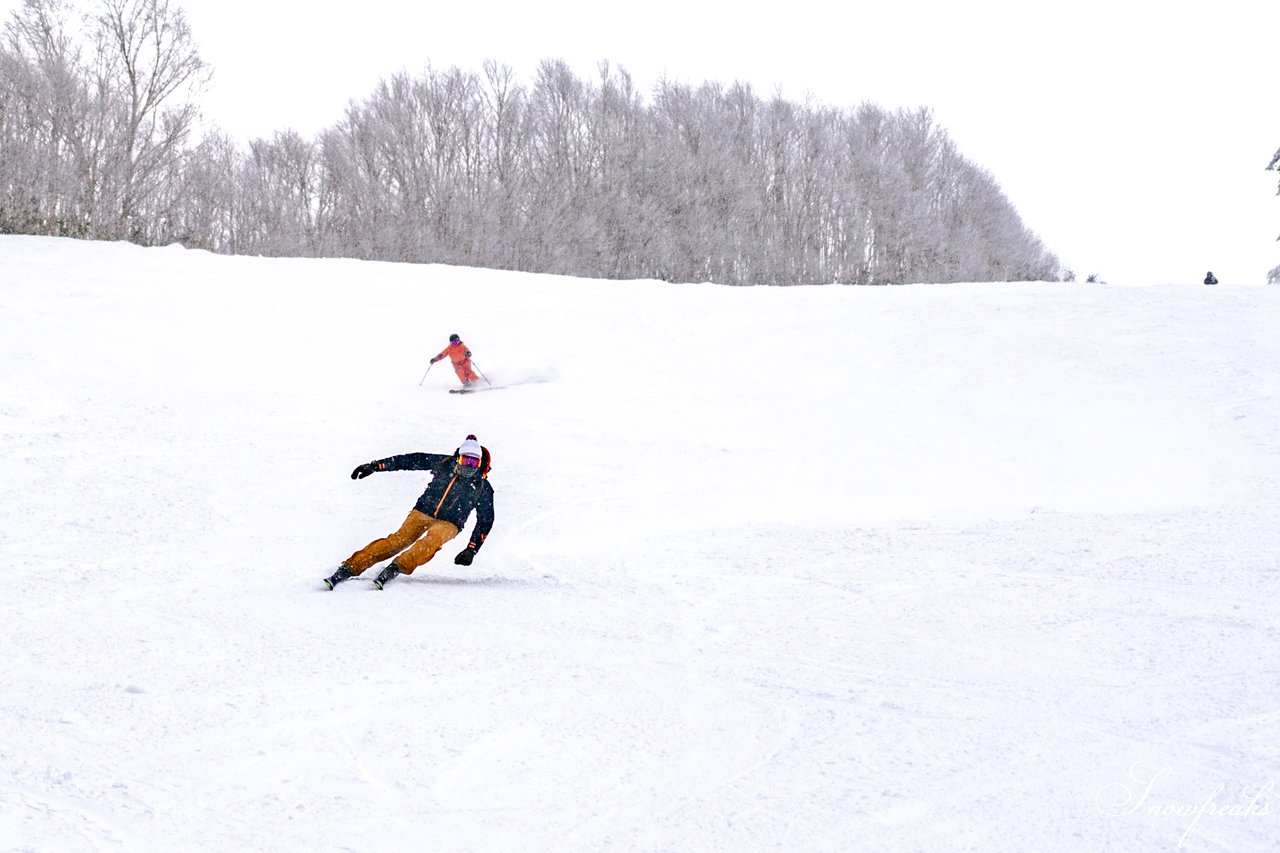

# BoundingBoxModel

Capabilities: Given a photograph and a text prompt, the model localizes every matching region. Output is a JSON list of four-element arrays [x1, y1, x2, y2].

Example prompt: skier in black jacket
[[324, 435, 495, 589]]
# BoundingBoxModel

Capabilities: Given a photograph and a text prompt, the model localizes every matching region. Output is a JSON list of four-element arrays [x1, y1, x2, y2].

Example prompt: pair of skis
[[323, 567, 397, 590], [325, 578, 393, 590]]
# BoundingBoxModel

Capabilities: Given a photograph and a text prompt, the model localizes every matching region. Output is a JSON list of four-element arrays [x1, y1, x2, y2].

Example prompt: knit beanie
[[460, 435, 482, 458]]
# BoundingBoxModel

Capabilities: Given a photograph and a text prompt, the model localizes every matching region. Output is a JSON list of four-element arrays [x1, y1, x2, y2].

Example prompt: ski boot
[[323, 565, 353, 590], [373, 564, 402, 590]]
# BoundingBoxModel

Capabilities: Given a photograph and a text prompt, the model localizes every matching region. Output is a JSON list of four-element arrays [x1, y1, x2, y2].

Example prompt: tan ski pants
[[343, 509, 460, 574]]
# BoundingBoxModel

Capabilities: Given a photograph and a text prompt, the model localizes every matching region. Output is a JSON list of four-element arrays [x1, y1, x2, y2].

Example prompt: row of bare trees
[[1, 0, 1063, 284]]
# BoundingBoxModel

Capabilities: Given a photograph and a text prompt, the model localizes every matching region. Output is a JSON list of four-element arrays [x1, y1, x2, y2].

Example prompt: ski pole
[[418, 362, 434, 386], [471, 361, 492, 386]]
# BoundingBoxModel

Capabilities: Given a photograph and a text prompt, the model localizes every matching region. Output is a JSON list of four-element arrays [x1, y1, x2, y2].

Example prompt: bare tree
[[163, 129, 241, 251], [240, 129, 328, 255], [90, 0, 207, 239], [476, 60, 528, 268]]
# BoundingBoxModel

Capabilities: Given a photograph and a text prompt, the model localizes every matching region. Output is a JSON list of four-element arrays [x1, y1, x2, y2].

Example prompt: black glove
[[453, 546, 477, 566], [430, 356, 441, 364], [351, 462, 379, 480]]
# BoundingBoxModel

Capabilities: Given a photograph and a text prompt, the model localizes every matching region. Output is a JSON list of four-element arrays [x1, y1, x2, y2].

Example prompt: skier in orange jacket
[[430, 334, 481, 388]]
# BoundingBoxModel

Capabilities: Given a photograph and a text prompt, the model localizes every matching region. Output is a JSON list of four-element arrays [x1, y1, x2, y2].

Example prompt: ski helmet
[[449, 333, 461, 342]]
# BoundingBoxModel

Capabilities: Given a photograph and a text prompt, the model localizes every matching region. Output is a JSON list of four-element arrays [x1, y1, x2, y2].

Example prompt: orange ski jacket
[[432, 340, 472, 365]]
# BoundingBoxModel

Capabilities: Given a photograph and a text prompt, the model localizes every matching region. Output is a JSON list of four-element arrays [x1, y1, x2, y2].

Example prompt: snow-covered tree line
[[0, 0, 1062, 284]]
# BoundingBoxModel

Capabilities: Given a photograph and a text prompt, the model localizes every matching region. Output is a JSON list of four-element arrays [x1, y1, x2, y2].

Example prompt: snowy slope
[[1, 235, 1277, 852]]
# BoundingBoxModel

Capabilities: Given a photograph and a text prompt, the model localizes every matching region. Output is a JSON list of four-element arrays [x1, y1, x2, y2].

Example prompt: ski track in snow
[[1, 236, 1279, 851]]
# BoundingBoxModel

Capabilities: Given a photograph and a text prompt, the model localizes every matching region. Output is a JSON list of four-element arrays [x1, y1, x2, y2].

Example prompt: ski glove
[[351, 462, 379, 480], [453, 546, 477, 566]]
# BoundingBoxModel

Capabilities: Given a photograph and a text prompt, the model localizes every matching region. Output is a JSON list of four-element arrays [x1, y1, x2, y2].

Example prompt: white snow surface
[[2, 235, 1278, 852]]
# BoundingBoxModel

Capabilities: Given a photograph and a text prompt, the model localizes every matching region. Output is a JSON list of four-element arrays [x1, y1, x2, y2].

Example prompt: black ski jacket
[[369, 452, 495, 552]]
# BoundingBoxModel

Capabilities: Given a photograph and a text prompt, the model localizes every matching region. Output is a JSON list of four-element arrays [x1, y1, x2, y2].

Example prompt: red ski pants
[[344, 509, 460, 574]]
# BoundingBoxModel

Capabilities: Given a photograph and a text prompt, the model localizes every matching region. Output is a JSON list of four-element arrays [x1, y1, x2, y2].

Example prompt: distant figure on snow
[[430, 333, 482, 388], [1204, 271, 1219, 285], [323, 435, 495, 590]]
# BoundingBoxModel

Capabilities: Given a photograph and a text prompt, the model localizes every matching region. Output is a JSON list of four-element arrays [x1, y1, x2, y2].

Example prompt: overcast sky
[[6, 0, 1277, 284]]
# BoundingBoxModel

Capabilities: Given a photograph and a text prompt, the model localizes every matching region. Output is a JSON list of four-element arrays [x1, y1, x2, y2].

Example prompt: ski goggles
[[458, 455, 482, 469]]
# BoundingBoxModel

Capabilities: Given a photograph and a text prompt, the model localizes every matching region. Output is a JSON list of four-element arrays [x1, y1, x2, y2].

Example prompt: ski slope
[[1, 235, 1277, 851]]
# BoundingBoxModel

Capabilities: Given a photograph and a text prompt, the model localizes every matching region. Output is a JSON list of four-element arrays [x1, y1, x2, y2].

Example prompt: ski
[[323, 563, 399, 589]]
